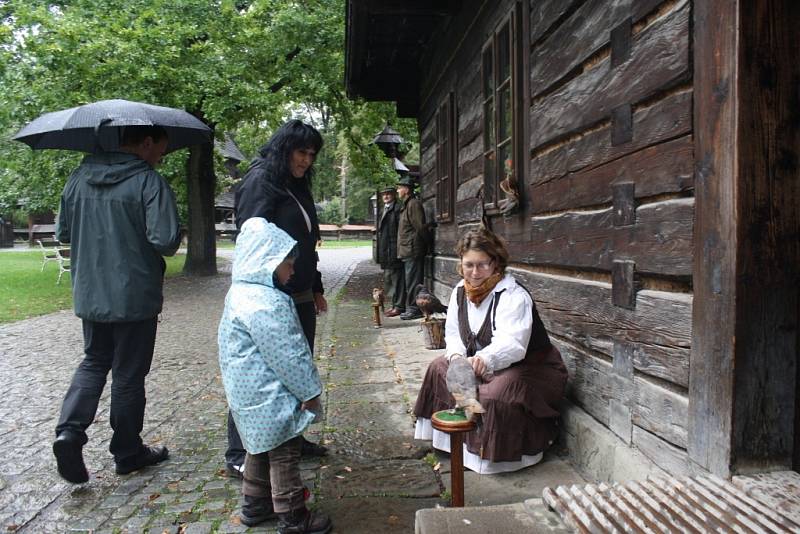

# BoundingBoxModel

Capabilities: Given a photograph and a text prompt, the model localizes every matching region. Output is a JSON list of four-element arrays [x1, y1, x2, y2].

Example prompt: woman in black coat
[[225, 120, 328, 477]]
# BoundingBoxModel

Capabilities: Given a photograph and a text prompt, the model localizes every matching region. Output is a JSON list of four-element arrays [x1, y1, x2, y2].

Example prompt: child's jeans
[[242, 436, 304, 513]]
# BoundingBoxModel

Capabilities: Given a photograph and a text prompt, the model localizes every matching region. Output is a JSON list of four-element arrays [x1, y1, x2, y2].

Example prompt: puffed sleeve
[[444, 287, 466, 360], [474, 286, 533, 372]]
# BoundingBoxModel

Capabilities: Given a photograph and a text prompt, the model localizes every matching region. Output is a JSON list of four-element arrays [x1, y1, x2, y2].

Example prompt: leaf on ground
[[343, 466, 352, 472], [433, 462, 441, 472], [335, 475, 345, 479], [387, 515, 400, 524], [148, 492, 161, 501]]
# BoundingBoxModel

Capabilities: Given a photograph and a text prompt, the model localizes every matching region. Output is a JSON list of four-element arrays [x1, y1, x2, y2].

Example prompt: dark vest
[[456, 284, 551, 362]]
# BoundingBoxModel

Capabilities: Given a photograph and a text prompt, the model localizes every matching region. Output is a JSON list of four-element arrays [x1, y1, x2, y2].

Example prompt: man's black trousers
[[55, 317, 158, 463]]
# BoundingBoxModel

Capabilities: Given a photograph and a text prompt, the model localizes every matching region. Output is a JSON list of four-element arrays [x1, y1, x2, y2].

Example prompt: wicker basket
[[421, 317, 446, 350]]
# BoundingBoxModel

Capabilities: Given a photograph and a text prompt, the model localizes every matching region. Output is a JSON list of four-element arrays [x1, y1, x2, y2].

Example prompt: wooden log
[[529, 89, 692, 190], [531, 0, 634, 98], [457, 96, 481, 150], [433, 256, 692, 386], [525, 198, 694, 277], [553, 339, 612, 425], [632, 375, 688, 447], [530, 135, 694, 214], [456, 175, 483, 203], [420, 120, 436, 155], [457, 134, 483, 173], [530, 0, 690, 150], [454, 197, 483, 225], [457, 154, 482, 187], [420, 143, 436, 177], [530, 0, 583, 45]]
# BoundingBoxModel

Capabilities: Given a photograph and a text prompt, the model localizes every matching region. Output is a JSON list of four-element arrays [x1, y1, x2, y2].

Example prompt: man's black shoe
[[300, 437, 328, 457], [53, 433, 89, 484], [400, 310, 423, 320], [115, 444, 169, 475], [240, 495, 276, 526]]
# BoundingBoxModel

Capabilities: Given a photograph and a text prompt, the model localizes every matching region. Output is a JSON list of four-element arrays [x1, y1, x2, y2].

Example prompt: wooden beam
[[689, 0, 800, 476]]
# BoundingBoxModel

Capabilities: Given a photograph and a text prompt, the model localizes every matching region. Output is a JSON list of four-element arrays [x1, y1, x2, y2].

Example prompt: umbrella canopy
[[12, 99, 212, 154]]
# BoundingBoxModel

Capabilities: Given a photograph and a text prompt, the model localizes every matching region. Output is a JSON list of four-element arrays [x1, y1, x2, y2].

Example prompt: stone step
[[415, 498, 571, 534]]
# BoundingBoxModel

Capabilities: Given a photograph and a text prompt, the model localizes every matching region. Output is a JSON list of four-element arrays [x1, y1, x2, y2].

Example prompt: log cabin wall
[[417, 0, 696, 479]]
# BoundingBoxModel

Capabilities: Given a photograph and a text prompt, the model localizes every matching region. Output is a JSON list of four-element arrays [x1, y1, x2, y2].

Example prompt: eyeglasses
[[461, 260, 494, 272]]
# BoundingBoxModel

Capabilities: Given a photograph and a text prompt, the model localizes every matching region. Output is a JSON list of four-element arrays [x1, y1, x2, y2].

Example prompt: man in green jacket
[[53, 125, 181, 484], [396, 176, 428, 320]]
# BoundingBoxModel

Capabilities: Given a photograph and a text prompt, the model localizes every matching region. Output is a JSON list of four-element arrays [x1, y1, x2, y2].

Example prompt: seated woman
[[413, 227, 568, 474]]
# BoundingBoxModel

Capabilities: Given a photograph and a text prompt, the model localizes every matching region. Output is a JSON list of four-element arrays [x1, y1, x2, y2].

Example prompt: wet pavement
[[0, 246, 582, 533]]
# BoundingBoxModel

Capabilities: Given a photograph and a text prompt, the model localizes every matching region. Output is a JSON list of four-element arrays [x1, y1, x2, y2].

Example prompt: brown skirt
[[413, 345, 568, 462]]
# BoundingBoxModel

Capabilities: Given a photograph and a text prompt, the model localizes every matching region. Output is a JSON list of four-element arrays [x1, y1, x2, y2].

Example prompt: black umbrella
[[12, 99, 212, 154]]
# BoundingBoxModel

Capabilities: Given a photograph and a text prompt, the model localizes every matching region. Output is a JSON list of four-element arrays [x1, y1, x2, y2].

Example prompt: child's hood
[[232, 217, 297, 287]]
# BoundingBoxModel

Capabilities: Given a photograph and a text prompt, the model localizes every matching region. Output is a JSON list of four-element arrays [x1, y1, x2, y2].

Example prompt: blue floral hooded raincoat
[[218, 217, 322, 454]]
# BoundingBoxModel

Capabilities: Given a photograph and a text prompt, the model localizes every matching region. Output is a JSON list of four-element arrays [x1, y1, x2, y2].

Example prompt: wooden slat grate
[[543, 475, 800, 533]]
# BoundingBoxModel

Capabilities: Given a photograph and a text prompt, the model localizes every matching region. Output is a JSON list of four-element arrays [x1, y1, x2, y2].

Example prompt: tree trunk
[[183, 138, 217, 276]]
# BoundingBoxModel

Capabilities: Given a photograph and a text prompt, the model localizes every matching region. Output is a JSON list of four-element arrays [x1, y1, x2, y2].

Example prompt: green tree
[[0, 0, 417, 271]]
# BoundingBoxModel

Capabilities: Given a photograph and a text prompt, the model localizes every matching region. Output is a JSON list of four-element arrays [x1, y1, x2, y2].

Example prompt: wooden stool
[[431, 409, 477, 507]]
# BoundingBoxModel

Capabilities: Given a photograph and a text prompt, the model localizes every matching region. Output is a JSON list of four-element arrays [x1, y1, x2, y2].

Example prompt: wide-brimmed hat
[[379, 186, 397, 195], [397, 176, 416, 188]]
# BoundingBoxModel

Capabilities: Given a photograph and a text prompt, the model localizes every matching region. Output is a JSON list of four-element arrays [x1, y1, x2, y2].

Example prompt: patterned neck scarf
[[463, 272, 503, 305]]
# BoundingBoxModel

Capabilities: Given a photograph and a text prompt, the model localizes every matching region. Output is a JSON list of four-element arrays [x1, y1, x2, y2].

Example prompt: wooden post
[[450, 432, 465, 507], [689, 0, 800, 476], [372, 303, 382, 328]]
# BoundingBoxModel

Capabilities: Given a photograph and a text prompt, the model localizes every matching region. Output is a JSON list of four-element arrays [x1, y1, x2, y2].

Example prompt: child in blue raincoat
[[218, 217, 332, 533]]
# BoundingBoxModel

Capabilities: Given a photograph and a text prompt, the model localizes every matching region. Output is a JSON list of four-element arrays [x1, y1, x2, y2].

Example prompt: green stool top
[[431, 409, 476, 432]]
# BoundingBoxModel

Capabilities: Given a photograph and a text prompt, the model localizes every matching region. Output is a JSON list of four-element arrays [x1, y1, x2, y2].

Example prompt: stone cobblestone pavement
[[0, 247, 437, 534]]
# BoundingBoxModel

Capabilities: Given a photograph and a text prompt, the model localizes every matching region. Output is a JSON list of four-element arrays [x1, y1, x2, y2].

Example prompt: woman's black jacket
[[234, 159, 323, 296]]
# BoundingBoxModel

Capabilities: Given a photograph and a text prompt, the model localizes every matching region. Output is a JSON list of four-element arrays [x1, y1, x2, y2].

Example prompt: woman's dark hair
[[255, 120, 323, 189], [455, 227, 510, 276]]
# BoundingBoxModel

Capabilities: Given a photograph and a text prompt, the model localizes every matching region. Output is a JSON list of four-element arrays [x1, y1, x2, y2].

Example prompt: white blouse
[[443, 273, 533, 373]]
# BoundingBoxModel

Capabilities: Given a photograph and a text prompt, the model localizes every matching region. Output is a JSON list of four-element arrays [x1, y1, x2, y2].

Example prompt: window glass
[[498, 23, 510, 82], [498, 85, 512, 143]]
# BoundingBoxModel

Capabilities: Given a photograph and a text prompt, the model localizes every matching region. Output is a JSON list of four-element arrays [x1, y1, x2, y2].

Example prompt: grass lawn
[[318, 239, 372, 248], [0, 251, 189, 324]]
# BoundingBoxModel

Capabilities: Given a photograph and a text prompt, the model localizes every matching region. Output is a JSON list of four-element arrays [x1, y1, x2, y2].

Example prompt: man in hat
[[396, 176, 427, 320], [376, 185, 405, 317]]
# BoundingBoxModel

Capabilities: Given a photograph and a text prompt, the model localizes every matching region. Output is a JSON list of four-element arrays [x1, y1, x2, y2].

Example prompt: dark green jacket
[[56, 152, 181, 322], [397, 195, 427, 259]]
